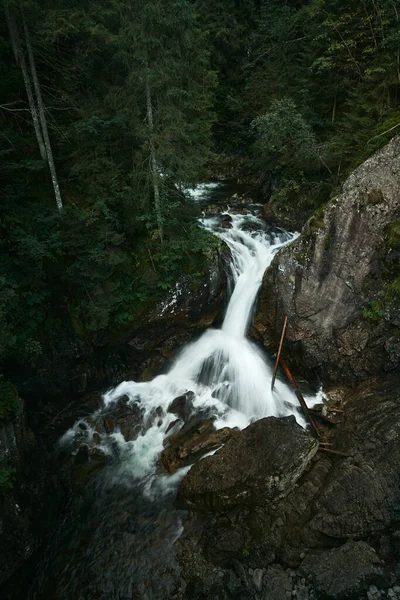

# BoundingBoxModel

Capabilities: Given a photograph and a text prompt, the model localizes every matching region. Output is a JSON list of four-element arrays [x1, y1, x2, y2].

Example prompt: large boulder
[[176, 416, 319, 511], [300, 540, 386, 599], [254, 136, 400, 382]]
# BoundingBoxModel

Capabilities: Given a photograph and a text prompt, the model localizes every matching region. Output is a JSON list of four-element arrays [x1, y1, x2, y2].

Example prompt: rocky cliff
[[254, 136, 400, 382]]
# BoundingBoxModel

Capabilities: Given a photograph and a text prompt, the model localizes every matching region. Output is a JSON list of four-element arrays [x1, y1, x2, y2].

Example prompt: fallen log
[[318, 447, 351, 457], [279, 357, 320, 439], [309, 409, 338, 426], [271, 316, 288, 391], [310, 403, 344, 414]]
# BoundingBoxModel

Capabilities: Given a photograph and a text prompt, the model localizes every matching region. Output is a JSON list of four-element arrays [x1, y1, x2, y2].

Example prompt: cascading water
[[91, 209, 305, 491], [32, 192, 325, 600]]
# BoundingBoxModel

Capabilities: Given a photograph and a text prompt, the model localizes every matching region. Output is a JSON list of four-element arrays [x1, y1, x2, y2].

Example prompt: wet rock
[[255, 136, 400, 382], [263, 565, 292, 600], [74, 443, 89, 465], [253, 568, 264, 592], [176, 416, 318, 511], [100, 399, 143, 442], [0, 397, 62, 596], [168, 391, 195, 422], [304, 375, 400, 541], [161, 418, 235, 474], [300, 541, 386, 600]]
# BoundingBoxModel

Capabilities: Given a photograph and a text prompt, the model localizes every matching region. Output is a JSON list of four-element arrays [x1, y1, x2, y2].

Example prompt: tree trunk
[[23, 19, 63, 212], [4, 4, 47, 162], [145, 71, 164, 243]]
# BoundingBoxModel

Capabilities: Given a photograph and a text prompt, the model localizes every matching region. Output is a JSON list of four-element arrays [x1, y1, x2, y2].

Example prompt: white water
[[62, 205, 325, 494]]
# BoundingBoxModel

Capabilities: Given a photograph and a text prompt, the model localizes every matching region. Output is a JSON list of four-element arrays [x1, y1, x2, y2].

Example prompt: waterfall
[[42, 194, 326, 600], [77, 207, 310, 491]]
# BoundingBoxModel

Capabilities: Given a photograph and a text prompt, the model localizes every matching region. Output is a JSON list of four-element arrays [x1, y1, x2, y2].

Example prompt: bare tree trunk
[[23, 19, 63, 212], [145, 71, 163, 243], [4, 4, 47, 161]]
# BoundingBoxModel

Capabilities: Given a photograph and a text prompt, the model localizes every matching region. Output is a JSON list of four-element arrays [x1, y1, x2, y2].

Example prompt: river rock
[[300, 541, 386, 599], [176, 416, 319, 511], [167, 391, 195, 422], [263, 565, 292, 600], [161, 417, 235, 474], [254, 135, 400, 382]]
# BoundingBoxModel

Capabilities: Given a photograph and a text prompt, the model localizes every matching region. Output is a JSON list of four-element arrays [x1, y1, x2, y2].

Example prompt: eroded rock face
[[176, 416, 319, 511], [254, 136, 400, 382]]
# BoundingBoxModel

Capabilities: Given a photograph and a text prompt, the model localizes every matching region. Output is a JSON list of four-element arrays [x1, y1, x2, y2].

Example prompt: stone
[[300, 541, 387, 599], [253, 568, 265, 592], [167, 391, 195, 422], [305, 375, 400, 541], [176, 416, 318, 511], [255, 136, 400, 383], [263, 564, 292, 600], [161, 417, 235, 474]]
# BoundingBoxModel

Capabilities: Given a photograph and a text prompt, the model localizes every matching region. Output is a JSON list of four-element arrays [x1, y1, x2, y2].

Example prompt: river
[[30, 183, 323, 600]]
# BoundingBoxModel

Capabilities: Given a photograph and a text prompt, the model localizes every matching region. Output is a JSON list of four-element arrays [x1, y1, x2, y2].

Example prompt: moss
[[309, 204, 326, 232], [384, 276, 400, 302], [360, 188, 384, 207], [386, 218, 400, 250], [362, 300, 384, 322], [294, 250, 307, 266]]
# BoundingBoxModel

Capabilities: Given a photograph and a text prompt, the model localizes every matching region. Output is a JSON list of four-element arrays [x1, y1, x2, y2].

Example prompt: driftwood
[[271, 316, 288, 391], [318, 447, 351, 457], [279, 357, 320, 439], [309, 409, 338, 426], [310, 403, 344, 414]]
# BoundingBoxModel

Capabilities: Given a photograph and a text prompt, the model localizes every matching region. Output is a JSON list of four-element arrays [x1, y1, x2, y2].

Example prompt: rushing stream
[[31, 187, 323, 600]]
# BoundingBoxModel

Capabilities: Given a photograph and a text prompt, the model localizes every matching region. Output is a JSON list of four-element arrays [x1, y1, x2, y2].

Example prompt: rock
[[255, 136, 400, 382], [168, 391, 195, 422], [161, 418, 235, 474], [304, 375, 400, 541], [0, 398, 62, 597], [253, 568, 265, 592], [74, 443, 89, 464], [300, 541, 387, 600], [263, 565, 293, 600], [176, 416, 318, 511]]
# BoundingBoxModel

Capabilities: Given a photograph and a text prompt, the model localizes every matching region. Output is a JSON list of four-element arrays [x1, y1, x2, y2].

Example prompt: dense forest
[[1, 0, 399, 372]]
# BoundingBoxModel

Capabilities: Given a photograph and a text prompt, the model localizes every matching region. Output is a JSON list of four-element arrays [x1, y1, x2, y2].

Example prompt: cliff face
[[254, 136, 400, 382], [0, 397, 62, 599]]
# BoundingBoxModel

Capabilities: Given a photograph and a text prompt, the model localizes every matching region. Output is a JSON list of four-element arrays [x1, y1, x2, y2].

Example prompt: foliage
[[251, 99, 318, 172], [362, 300, 384, 322], [0, 0, 399, 372], [386, 219, 400, 250], [0, 0, 217, 359], [0, 380, 20, 423]]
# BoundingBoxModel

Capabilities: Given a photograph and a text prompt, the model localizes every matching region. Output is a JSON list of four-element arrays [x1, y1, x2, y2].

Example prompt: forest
[[1, 0, 399, 367]]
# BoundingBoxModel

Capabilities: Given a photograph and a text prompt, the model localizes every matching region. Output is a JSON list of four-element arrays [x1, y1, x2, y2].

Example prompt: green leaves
[[251, 99, 318, 171]]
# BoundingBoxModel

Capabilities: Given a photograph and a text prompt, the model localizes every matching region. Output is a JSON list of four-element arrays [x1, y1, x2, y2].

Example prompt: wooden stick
[[318, 448, 351, 457], [279, 357, 320, 439], [309, 411, 337, 426], [271, 316, 288, 391]]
